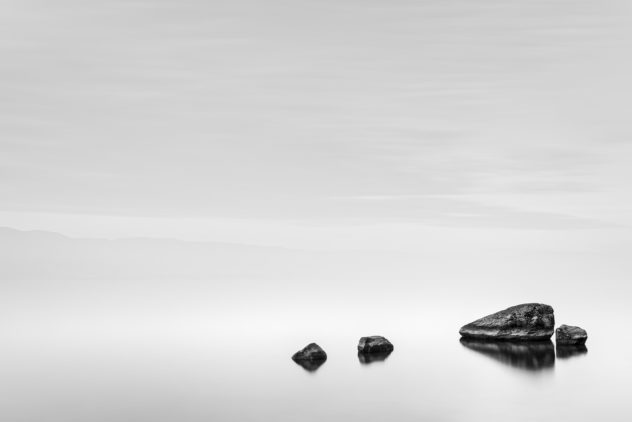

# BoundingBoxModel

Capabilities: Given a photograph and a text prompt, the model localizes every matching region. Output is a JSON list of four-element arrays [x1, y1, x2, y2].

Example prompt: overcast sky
[[1, 0, 631, 247]]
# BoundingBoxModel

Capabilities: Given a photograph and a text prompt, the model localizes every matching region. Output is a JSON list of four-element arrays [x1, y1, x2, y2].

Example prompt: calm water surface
[[1, 298, 630, 422]]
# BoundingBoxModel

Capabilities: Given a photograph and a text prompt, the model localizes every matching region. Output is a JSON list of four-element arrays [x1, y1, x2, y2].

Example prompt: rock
[[556, 344, 588, 359], [555, 325, 588, 345], [357, 336, 394, 354], [460, 338, 555, 371], [292, 343, 327, 362], [459, 303, 555, 341]]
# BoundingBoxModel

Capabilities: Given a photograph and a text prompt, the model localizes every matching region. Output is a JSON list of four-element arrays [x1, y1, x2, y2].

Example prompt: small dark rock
[[555, 325, 588, 345], [459, 303, 555, 341], [292, 343, 327, 362], [357, 336, 394, 354]]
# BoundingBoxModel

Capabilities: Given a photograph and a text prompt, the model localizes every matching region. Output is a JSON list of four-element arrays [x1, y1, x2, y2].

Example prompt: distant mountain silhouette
[[0, 226, 314, 280], [0, 226, 430, 282]]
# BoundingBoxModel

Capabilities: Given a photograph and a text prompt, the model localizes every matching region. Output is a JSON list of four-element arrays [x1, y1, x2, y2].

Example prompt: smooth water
[[1, 289, 630, 422]]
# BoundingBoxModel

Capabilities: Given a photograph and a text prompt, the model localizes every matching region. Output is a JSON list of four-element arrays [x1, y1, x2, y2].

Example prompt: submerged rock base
[[460, 338, 555, 370]]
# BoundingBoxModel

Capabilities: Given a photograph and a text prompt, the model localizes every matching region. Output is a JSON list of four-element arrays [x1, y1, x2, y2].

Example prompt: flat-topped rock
[[459, 303, 555, 341], [292, 343, 327, 362], [556, 325, 588, 345], [357, 336, 394, 354]]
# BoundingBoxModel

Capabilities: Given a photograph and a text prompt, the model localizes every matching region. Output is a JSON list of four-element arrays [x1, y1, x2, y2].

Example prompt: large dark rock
[[460, 338, 555, 371], [292, 343, 327, 362], [357, 336, 394, 354], [459, 303, 555, 341], [556, 325, 588, 345]]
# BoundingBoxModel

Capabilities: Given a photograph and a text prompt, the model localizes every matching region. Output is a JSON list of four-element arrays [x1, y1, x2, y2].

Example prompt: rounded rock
[[292, 343, 327, 362], [357, 336, 394, 354], [555, 325, 588, 345]]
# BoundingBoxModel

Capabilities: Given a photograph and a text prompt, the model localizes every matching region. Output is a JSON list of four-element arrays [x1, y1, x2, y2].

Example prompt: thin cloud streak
[[1, 0, 631, 233]]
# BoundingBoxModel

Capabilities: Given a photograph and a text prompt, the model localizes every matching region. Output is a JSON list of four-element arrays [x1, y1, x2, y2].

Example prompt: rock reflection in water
[[460, 338, 555, 371], [293, 359, 326, 372], [556, 344, 588, 359], [358, 351, 392, 364]]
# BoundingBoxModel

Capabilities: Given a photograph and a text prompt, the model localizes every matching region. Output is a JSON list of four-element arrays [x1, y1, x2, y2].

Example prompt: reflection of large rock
[[556, 344, 588, 359], [357, 336, 394, 354], [556, 325, 587, 345], [460, 303, 555, 340], [292, 343, 327, 362], [460, 338, 555, 371]]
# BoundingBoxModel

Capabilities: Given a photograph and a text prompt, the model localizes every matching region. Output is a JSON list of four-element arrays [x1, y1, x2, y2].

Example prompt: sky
[[1, 0, 632, 249]]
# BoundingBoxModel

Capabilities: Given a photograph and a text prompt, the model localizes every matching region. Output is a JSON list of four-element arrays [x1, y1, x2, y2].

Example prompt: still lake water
[[1, 291, 630, 422]]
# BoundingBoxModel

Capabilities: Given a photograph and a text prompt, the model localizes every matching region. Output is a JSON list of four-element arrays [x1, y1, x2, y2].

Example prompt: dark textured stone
[[555, 324, 588, 345], [292, 343, 327, 362], [357, 336, 394, 354], [460, 338, 555, 371], [459, 303, 555, 341], [556, 344, 588, 359]]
